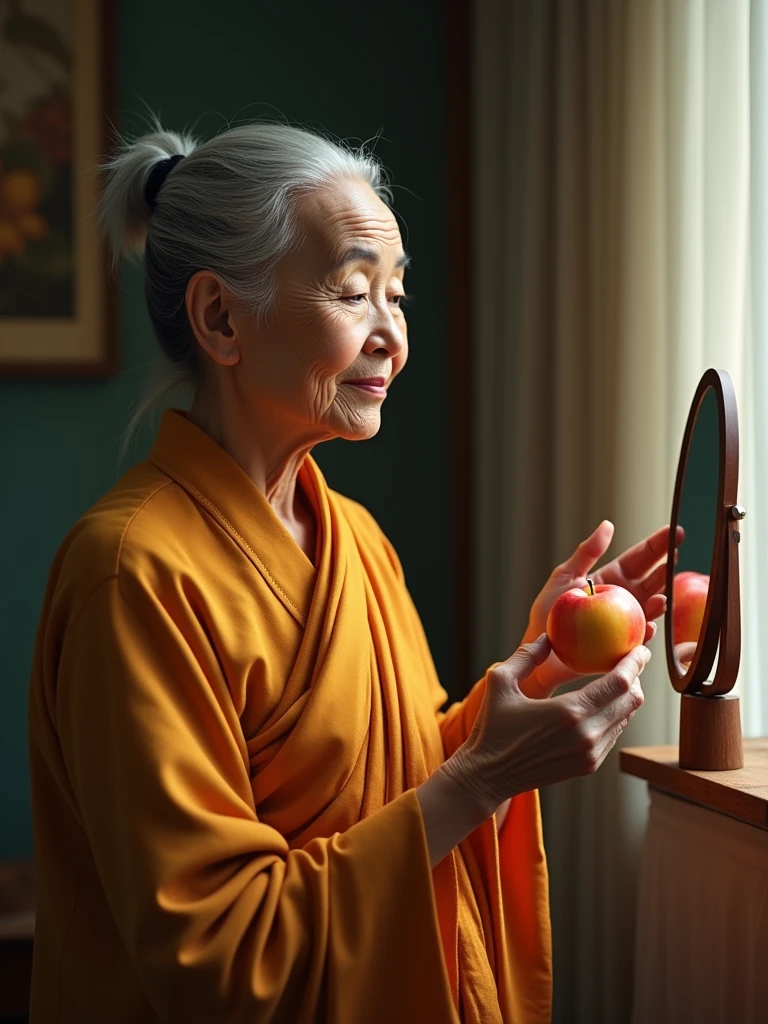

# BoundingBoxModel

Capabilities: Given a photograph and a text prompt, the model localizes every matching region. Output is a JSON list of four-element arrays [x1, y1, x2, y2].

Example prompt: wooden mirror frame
[[664, 368, 745, 770], [664, 368, 743, 695]]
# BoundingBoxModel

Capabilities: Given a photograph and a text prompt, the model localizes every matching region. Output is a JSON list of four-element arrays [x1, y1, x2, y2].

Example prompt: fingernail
[[538, 632, 548, 643]]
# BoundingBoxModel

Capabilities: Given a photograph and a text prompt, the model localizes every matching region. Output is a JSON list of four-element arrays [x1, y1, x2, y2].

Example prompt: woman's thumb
[[493, 633, 551, 685]]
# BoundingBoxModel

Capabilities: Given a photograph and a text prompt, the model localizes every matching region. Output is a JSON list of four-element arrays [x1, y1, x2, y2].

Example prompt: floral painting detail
[[0, 0, 73, 317]]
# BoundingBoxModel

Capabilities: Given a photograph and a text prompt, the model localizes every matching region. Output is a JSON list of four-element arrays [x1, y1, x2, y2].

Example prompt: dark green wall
[[0, 0, 451, 857]]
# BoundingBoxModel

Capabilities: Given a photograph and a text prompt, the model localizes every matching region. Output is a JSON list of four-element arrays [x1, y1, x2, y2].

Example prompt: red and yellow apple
[[546, 578, 646, 675], [672, 571, 710, 646]]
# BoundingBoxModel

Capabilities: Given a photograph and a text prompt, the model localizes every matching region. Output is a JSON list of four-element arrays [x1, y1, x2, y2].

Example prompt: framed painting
[[0, 0, 117, 376]]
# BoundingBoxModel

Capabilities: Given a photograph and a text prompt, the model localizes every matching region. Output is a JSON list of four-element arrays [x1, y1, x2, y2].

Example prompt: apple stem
[[586, 577, 595, 596]]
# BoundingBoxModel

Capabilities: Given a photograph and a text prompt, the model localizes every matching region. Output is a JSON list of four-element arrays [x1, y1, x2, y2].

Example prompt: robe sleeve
[[52, 573, 458, 1024]]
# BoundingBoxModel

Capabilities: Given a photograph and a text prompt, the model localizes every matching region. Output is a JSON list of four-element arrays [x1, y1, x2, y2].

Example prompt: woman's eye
[[339, 293, 413, 307]]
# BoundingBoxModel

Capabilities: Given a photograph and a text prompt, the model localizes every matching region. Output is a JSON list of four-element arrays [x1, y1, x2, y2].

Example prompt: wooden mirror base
[[679, 693, 743, 770]]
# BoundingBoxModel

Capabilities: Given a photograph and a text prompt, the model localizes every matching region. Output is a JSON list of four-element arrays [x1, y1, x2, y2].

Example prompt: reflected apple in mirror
[[672, 571, 710, 647]]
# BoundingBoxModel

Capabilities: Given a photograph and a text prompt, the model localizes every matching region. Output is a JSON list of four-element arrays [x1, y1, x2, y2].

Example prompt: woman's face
[[231, 176, 409, 443]]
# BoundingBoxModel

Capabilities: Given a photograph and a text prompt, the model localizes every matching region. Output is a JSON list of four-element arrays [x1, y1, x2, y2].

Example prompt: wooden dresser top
[[621, 738, 768, 830]]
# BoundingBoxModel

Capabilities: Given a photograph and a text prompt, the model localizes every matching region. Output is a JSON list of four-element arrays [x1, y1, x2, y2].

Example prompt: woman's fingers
[[614, 524, 683, 582], [592, 712, 633, 768], [643, 593, 666, 621], [638, 560, 669, 596], [573, 646, 649, 729], [464, 638, 649, 805], [493, 632, 551, 685], [558, 520, 615, 579], [674, 640, 698, 668]]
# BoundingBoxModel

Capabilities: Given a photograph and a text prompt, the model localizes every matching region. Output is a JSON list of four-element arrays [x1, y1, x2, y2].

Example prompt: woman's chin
[[324, 404, 383, 441], [344, 423, 381, 442], [337, 416, 382, 442]]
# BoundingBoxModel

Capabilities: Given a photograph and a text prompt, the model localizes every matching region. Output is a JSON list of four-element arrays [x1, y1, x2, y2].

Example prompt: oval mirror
[[664, 368, 743, 697], [670, 385, 719, 682]]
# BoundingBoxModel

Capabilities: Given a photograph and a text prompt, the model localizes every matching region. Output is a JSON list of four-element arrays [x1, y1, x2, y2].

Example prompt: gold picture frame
[[0, 0, 117, 376]]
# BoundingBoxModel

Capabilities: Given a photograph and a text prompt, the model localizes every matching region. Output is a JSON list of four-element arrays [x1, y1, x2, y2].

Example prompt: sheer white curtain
[[472, 1, 757, 1020], [742, 0, 768, 736]]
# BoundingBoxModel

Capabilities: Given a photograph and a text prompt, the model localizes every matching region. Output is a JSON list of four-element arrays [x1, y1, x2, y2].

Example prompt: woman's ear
[[186, 270, 241, 366]]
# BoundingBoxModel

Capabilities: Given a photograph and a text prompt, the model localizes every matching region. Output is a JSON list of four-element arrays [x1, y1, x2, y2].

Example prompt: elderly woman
[[27, 121, 675, 1024]]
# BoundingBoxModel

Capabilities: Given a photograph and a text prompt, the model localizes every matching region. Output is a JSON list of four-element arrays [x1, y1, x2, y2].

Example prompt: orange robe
[[27, 409, 551, 1023]]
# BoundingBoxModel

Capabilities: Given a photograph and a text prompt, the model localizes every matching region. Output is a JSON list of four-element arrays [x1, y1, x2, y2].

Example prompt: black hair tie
[[144, 154, 185, 212]]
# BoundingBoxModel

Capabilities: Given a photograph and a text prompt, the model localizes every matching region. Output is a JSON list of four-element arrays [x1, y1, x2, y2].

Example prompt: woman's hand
[[674, 640, 698, 670], [520, 520, 684, 698], [443, 634, 649, 815]]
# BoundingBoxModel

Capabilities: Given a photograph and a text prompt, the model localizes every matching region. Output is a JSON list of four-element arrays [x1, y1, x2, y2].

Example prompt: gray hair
[[98, 115, 394, 456]]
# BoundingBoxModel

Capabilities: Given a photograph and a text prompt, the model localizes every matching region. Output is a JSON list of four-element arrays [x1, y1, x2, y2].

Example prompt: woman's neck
[[187, 389, 314, 529]]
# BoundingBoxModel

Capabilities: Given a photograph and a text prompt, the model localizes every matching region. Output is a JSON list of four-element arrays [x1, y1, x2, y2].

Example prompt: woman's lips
[[342, 383, 387, 396]]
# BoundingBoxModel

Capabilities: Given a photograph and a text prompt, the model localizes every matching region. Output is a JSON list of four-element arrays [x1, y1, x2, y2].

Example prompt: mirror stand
[[678, 506, 745, 770], [679, 695, 742, 770]]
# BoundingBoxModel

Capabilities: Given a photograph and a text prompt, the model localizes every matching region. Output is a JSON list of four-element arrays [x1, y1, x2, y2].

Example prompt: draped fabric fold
[[27, 409, 551, 1023]]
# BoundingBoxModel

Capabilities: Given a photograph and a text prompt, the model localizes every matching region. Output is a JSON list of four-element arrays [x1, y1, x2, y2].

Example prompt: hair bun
[[144, 154, 185, 211], [97, 121, 196, 267]]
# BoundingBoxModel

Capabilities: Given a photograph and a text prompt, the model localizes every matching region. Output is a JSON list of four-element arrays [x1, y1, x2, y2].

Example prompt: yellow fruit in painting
[[17, 211, 48, 240], [0, 219, 25, 256], [0, 169, 42, 215]]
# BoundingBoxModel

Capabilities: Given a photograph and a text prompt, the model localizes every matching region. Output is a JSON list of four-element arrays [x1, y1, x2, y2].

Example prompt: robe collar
[[148, 408, 325, 627]]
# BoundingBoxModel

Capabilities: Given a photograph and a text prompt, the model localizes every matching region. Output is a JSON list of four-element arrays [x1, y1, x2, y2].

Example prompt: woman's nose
[[365, 305, 406, 356]]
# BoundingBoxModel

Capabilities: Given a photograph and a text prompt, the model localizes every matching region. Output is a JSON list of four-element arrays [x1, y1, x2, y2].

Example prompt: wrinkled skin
[[184, 176, 409, 544]]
